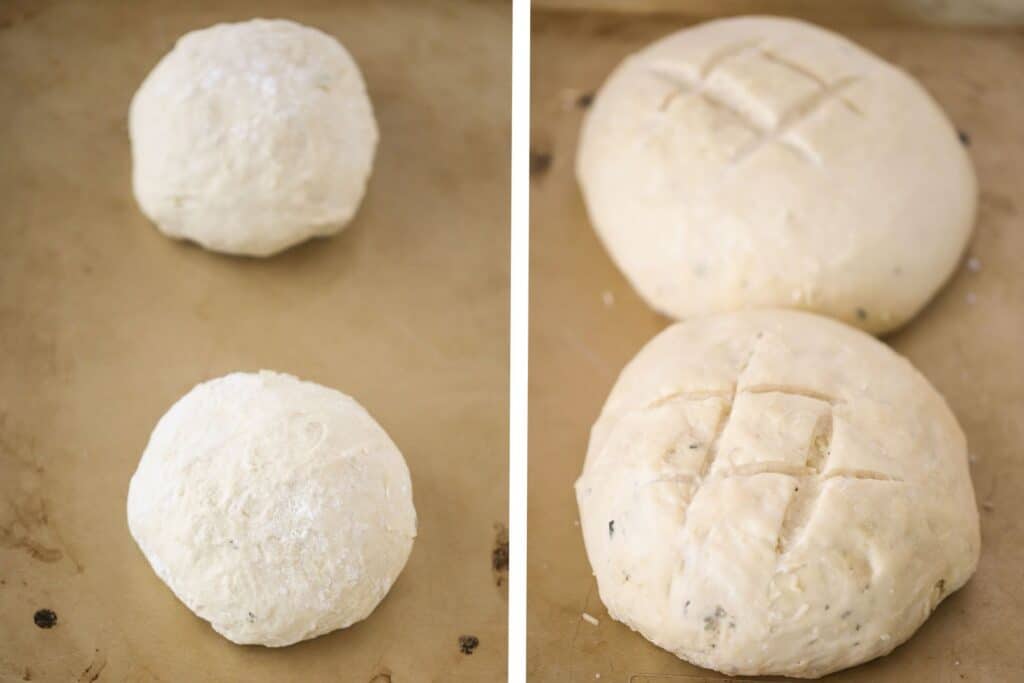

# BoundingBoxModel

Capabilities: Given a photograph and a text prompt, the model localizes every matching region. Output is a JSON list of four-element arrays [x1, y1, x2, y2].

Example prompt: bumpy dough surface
[[577, 16, 976, 334], [576, 310, 979, 678], [130, 19, 378, 256], [127, 371, 416, 647]]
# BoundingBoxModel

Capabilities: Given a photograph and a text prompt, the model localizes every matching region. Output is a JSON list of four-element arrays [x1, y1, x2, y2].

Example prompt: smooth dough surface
[[130, 19, 378, 256], [127, 371, 416, 647], [577, 16, 976, 334], [576, 310, 979, 678]]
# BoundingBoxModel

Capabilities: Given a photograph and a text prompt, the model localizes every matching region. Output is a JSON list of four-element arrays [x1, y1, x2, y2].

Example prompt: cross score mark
[[647, 40, 864, 165], [644, 347, 902, 565]]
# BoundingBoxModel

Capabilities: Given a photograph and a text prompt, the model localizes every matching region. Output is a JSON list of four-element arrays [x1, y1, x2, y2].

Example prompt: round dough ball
[[130, 19, 378, 257], [576, 310, 979, 678], [127, 371, 415, 647], [577, 17, 976, 335]]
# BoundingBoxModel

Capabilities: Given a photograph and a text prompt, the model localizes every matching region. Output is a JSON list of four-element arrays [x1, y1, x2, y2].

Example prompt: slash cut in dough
[[576, 309, 979, 678], [577, 16, 976, 334]]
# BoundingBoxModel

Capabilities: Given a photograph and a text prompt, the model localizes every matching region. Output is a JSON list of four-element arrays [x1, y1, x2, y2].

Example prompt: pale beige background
[[529, 7, 1024, 682], [0, 1, 509, 681]]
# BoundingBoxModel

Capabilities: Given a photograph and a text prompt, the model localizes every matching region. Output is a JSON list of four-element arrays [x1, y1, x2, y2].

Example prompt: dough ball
[[130, 19, 378, 256], [577, 17, 976, 335], [576, 310, 979, 678], [127, 371, 415, 647]]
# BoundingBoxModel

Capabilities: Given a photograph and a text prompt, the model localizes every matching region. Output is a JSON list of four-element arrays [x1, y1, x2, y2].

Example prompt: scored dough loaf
[[130, 19, 378, 256], [576, 309, 980, 678], [127, 371, 416, 647], [577, 16, 976, 334]]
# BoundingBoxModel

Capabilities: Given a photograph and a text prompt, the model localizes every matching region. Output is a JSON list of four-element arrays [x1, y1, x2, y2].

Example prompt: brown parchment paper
[[529, 8, 1024, 682], [0, 1, 509, 681], [531, 0, 1024, 27]]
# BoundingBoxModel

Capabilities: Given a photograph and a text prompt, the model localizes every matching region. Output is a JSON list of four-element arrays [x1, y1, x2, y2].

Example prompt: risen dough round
[[127, 371, 415, 647], [576, 310, 979, 678], [130, 19, 378, 256], [577, 16, 976, 334]]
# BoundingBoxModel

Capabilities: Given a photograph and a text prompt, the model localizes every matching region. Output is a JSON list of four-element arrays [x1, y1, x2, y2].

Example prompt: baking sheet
[[529, 9, 1024, 681], [0, 1, 509, 680]]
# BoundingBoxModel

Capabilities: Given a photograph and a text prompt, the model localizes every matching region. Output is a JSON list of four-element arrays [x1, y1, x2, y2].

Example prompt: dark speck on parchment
[[33, 609, 57, 629], [492, 523, 509, 588], [530, 149, 552, 177], [459, 635, 480, 655]]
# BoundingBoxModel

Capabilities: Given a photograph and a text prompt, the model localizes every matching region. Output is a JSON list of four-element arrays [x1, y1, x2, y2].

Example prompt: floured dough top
[[130, 19, 378, 256], [577, 16, 976, 334], [127, 371, 416, 647], [576, 310, 979, 678]]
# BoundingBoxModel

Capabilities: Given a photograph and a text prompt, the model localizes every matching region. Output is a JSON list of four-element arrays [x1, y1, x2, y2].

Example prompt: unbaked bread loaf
[[576, 309, 980, 677], [127, 371, 415, 646], [130, 19, 378, 256], [577, 16, 976, 334]]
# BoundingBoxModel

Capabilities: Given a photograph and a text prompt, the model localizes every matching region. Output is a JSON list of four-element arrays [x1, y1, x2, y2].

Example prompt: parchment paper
[[0, 1, 510, 680], [529, 8, 1024, 682]]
